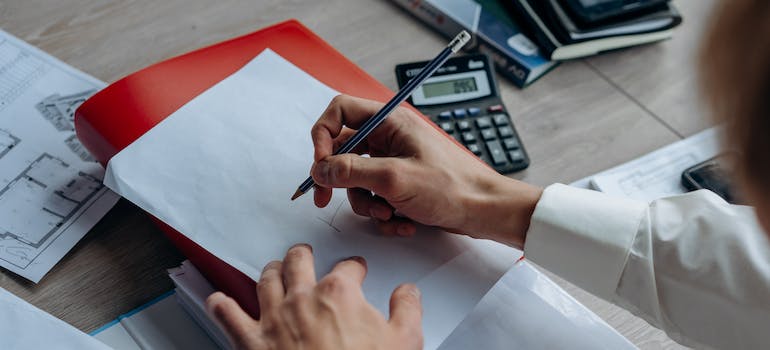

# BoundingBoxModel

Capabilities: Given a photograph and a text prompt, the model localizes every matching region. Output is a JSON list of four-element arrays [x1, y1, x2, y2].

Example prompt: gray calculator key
[[485, 140, 507, 165], [492, 114, 509, 126], [439, 121, 454, 133], [481, 128, 497, 140], [498, 126, 514, 138], [467, 143, 482, 155], [503, 138, 520, 150], [509, 150, 525, 163], [462, 132, 476, 143], [475, 116, 492, 129], [457, 120, 472, 131]]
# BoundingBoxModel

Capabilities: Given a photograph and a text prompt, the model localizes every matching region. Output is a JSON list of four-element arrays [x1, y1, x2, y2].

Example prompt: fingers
[[257, 261, 284, 312], [311, 95, 385, 162], [388, 284, 423, 336], [328, 256, 368, 287], [311, 153, 407, 198], [375, 217, 417, 237], [282, 244, 316, 292], [347, 188, 394, 220], [206, 292, 259, 347]]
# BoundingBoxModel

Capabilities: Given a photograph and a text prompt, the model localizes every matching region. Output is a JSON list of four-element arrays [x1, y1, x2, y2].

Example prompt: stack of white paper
[[103, 49, 518, 349]]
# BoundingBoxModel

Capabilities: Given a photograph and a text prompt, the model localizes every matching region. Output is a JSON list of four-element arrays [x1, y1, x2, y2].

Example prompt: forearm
[[463, 175, 542, 250]]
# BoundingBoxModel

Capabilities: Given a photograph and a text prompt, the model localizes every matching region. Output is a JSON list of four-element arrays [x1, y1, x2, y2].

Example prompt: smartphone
[[681, 154, 742, 204], [560, 0, 669, 24]]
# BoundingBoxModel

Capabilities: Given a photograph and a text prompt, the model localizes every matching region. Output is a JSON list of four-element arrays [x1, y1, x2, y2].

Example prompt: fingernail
[[344, 256, 367, 267], [408, 286, 421, 299], [290, 243, 313, 252]]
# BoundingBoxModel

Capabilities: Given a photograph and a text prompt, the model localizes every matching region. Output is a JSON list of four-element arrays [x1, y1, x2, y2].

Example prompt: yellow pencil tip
[[291, 189, 304, 201]]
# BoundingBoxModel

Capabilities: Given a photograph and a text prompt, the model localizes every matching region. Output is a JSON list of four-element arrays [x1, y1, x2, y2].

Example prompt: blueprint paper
[[104, 49, 517, 349], [438, 260, 637, 350], [0, 30, 119, 282], [0, 287, 109, 349], [590, 127, 721, 201]]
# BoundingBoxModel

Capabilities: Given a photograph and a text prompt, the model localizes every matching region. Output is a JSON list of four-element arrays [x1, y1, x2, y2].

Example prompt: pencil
[[291, 30, 471, 201]]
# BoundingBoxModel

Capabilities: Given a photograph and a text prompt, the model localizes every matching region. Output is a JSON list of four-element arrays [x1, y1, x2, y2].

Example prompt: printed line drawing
[[64, 134, 95, 162], [0, 129, 19, 159], [317, 199, 346, 233], [0, 153, 102, 267], [0, 38, 49, 111], [35, 89, 96, 132], [617, 153, 697, 196]]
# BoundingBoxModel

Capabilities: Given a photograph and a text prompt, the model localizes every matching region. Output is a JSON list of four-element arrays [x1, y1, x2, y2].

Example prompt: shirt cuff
[[523, 183, 647, 300]]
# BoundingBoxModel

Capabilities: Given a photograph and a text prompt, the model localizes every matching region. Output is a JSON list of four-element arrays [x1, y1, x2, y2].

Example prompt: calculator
[[395, 53, 530, 174]]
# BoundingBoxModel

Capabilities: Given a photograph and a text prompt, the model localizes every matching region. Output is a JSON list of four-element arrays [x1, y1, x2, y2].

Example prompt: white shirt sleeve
[[523, 184, 770, 350]]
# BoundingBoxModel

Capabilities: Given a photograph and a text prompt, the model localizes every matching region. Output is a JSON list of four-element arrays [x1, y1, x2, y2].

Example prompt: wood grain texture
[[585, 0, 718, 138], [0, 0, 707, 348]]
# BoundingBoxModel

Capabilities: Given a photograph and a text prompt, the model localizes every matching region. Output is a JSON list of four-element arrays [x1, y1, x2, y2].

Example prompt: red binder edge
[[75, 19, 471, 318]]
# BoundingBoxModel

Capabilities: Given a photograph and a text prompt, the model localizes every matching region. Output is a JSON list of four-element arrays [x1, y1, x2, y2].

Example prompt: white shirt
[[524, 184, 770, 350]]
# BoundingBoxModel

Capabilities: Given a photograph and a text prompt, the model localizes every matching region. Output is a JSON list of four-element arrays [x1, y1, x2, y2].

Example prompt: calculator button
[[509, 150, 526, 163], [488, 104, 504, 113], [503, 138, 520, 150], [457, 120, 472, 131], [462, 132, 476, 143], [492, 114, 509, 126], [438, 121, 454, 133], [438, 111, 453, 120], [485, 140, 508, 165], [468, 107, 481, 116], [453, 109, 467, 118], [475, 117, 492, 129], [498, 126, 514, 138], [467, 143, 482, 155], [480, 128, 497, 140]]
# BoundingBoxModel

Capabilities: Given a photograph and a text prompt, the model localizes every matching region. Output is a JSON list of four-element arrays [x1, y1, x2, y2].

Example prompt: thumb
[[311, 154, 405, 197], [206, 292, 260, 348], [388, 284, 423, 342]]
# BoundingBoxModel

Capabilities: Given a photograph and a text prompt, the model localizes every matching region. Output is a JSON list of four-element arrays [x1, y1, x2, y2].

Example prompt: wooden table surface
[[0, 0, 716, 348]]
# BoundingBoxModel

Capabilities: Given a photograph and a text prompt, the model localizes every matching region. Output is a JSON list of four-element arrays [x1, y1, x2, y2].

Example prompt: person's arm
[[525, 184, 770, 349]]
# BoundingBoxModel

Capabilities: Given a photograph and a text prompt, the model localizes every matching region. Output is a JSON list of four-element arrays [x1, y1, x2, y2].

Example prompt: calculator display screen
[[411, 70, 491, 106], [422, 77, 478, 98]]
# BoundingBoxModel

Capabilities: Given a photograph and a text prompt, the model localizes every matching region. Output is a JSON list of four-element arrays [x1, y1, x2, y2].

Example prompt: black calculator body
[[395, 54, 529, 174]]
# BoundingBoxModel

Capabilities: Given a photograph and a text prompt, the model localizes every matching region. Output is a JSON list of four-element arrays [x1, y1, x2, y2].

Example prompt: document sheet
[[0, 30, 119, 282], [589, 127, 721, 201], [104, 49, 517, 349], [0, 287, 109, 349]]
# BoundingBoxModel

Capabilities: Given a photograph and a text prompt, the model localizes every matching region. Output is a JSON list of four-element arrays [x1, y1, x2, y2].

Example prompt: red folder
[[75, 20, 404, 317], [76, 19, 464, 318]]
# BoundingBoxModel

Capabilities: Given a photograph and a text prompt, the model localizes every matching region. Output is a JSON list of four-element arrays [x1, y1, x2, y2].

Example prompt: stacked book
[[392, 0, 682, 86]]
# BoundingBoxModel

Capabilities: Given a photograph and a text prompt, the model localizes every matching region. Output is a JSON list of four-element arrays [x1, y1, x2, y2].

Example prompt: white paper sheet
[[92, 291, 220, 350], [0, 287, 109, 349], [438, 260, 637, 350], [104, 49, 516, 349], [589, 127, 721, 201], [0, 29, 119, 282]]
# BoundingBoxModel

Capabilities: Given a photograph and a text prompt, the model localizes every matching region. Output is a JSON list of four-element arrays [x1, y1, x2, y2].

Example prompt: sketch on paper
[[0, 130, 20, 159], [0, 38, 48, 111], [0, 154, 103, 267]]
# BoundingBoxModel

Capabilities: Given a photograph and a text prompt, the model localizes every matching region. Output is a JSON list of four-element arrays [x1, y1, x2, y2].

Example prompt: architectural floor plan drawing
[[0, 130, 19, 159], [0, 30, 119, 282], [0, 154, 102, 267]]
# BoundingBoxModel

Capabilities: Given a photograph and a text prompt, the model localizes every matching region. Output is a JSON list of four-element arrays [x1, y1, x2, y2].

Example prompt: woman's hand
[[206, 244, 423, 350], [310, 95, 542, 248]]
